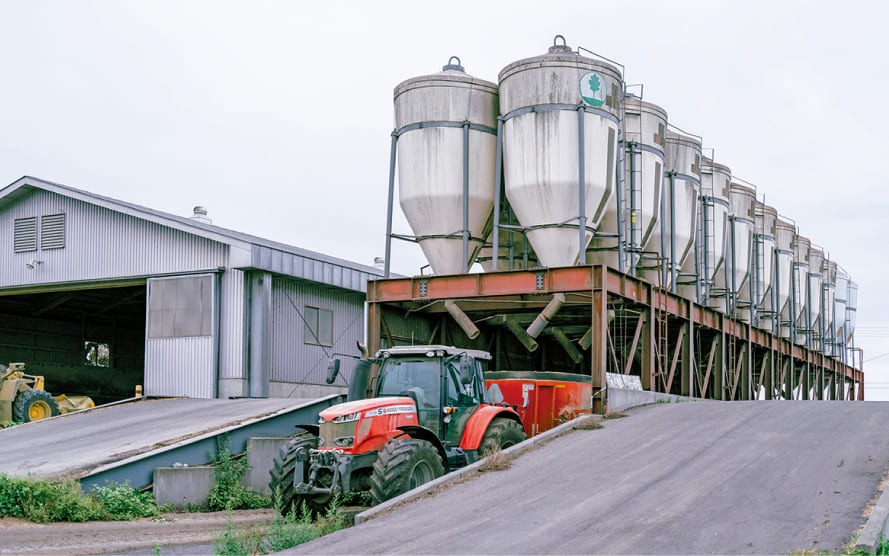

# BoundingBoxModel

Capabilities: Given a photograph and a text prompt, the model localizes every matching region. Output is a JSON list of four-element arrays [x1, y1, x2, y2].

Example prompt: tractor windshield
[[376, 357, 442, 434]]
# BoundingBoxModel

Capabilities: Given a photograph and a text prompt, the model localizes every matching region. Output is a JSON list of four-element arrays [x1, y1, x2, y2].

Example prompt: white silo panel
[[394, 64, 499, 275], [643, 131, 700, 292], [500, 43, 622, 267]]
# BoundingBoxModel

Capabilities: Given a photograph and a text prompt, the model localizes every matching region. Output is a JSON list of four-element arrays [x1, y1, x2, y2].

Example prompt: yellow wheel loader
[[0, 363, 94, 423]]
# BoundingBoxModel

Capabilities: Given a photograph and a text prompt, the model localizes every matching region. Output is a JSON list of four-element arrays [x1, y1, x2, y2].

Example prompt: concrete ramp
[[287, 401, 889, 555], [0, 396, 343, 489]]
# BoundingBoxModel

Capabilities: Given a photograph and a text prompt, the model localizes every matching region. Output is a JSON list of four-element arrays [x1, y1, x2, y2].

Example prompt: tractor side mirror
[[459, 354, 474, 385], [325, 358, 341, 385]]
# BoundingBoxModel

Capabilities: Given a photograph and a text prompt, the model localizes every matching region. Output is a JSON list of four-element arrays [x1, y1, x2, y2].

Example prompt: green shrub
[[21, 479, 104, 523], [93, 483, 159, 520], [208, 437, 270, 511], [0, 474, 158, 523]]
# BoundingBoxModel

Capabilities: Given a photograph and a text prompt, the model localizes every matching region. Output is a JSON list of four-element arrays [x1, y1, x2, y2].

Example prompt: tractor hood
[[318, 397, 417, 422]]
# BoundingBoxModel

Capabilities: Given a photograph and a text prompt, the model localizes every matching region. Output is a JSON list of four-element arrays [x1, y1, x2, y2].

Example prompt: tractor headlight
[[331, 411, 361, 424], [318, 416, 327, 425], [334, 436, 355, 447]]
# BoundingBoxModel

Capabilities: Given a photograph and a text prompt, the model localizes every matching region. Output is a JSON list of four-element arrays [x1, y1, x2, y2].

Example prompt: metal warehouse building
[[0, 176, 382, 403]]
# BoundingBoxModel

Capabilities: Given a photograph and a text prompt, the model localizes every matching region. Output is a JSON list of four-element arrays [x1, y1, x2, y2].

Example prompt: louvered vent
[[13, 217, 37, 252], [40, 213, 65, 250]]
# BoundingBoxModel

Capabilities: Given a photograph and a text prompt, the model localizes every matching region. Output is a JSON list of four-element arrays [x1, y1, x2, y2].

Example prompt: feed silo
[[697, 159, 731, 306], [499, 37, 622, 267], [834, 267, 849, 359], [806, 246, 825, 349], [711, 183, 754, 317], [645, 131, 701, 294], [791, 235, 811, 344], [595, 95, 667, 276], [393, 58, 499, 275], [820, 259, 837, 355], [751, 203, 777, 327], [769, 218, 795, 337], [846, 280, 858, 346]]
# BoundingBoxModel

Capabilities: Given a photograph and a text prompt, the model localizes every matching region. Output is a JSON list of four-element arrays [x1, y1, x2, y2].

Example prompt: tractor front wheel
[[13, 389, 60, 423], [479, 418, 527, 456], [269, 431, 326, 516], [369, 437, 444, 505]]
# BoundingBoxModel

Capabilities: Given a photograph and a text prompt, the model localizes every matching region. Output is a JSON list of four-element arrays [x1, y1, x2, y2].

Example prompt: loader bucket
[[55, 395, 95, 414]]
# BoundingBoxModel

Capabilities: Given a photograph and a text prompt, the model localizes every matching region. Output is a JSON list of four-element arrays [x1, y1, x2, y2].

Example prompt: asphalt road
[[0, 397, 315, 479], [285, 400, 889, 555]]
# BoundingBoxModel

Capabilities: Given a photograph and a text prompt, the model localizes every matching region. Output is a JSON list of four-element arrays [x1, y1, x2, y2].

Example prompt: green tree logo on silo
[[580, 71, 606, 107]]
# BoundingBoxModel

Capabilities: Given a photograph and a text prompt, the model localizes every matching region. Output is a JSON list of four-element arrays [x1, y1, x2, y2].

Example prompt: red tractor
[[269, 345, 526, 514]]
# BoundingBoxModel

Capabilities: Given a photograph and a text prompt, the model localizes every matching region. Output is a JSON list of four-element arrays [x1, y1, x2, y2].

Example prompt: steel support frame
[[366, 265, 863, 408]]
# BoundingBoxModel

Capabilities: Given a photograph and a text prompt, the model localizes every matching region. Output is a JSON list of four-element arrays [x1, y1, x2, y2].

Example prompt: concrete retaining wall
[[153, 466, 216, 510]]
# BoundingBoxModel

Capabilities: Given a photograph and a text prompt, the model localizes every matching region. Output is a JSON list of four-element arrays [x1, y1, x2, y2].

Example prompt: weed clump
[[213, 490, 347, 555], [208, 438, 270, 511], [478, 446, 511, 473], [0, 474, 158, 522]]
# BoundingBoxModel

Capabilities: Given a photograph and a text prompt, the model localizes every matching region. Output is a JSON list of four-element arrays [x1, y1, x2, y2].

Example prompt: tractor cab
[[374, 346, 489, 447]]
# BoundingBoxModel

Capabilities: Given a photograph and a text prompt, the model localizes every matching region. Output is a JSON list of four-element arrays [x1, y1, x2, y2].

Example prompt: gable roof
[[0, 176, 386, 292]]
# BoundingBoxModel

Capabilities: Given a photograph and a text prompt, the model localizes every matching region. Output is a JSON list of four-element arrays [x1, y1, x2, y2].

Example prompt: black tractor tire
[[479, 418, 527, 457], [369, 437, 444, 505], [13, 389, 60, 423], [268, 431, 325, 516]]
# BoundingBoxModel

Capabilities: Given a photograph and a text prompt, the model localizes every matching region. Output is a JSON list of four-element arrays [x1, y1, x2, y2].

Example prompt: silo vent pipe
[[526, 293, 566, 339], [444, 300, 480, 340]]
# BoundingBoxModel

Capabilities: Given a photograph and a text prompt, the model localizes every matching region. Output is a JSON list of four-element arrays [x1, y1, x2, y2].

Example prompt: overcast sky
[[2, 1, 887, 397]]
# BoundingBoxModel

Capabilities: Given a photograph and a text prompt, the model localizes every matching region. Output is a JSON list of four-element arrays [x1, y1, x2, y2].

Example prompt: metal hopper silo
[[595, 95, 667, 276], [821, 259, 837, 355], [393, 58, 499, 275], [697, 159, 731, 307], [846, 280, 858, 346], [834, 267, 849, 358], [499, 37, 622, 267], [647, 131, 701, 295], [791, 235, 811, 344], [771, 218, 795, 338], [711, 183, 754, 316], [751, 203, 777, 328], [805, 246, 825, 349]]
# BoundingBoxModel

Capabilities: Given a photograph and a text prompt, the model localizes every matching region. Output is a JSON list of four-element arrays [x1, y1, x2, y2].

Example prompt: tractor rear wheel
[[479, 418, 526, 456], [369, 437, 444, 505], [268, 431, 326, 516], [13, 389, 60, 423]]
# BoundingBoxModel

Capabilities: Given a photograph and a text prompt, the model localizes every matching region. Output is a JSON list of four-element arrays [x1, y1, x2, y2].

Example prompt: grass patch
[[213, 490, 347, 555], [478, 446, 511, 473], [0, 474, 159, 523], [603, 411, 628, 420], [208, 437, 270, 511]]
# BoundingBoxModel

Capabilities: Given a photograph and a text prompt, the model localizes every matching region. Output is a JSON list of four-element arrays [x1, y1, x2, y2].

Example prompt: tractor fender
[[295, 424, 319, 436], [396, 425, 448, 468], [460, 406, 524, 451]]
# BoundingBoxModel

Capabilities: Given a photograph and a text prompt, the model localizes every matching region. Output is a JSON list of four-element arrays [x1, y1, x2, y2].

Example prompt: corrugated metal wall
[[144, 337, 215, 397], [219, 269, 247, 380], [252, 245, 376, 293], [0, 189, 228, 287], [144, 275, 217, 398], [270, 277, 365, 387]]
